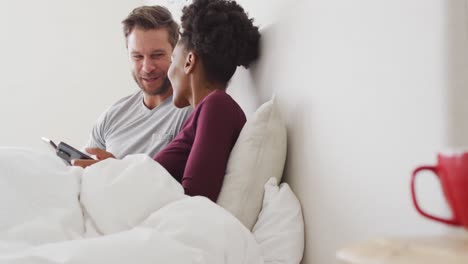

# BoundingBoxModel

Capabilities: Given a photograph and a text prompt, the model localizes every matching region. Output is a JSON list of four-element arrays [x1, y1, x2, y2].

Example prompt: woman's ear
[[184, 51, 196, 74]]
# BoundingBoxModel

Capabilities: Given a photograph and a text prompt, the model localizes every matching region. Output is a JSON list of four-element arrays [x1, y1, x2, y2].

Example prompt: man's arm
[[76, 107, 112, 168]]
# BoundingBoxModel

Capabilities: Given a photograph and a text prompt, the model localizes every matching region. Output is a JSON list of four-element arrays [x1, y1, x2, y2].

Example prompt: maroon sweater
[[154, 90, 246, 201]]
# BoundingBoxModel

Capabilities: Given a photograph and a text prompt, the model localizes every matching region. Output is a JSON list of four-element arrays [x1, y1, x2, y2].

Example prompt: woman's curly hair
[[180, 0, 260, 84]]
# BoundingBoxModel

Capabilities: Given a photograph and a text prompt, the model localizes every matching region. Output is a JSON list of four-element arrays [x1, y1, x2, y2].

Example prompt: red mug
[[411, 151, 468, 228]]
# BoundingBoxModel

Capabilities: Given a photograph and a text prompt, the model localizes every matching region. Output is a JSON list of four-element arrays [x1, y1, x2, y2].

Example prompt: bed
[[0, 97, 304, 264]]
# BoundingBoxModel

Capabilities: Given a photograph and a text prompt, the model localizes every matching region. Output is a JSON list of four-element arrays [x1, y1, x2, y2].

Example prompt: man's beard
[[133, 73, 171, 96]]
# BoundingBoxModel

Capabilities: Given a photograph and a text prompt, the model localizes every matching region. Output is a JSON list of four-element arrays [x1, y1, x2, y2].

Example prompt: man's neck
[[143, 89, 173, 110]]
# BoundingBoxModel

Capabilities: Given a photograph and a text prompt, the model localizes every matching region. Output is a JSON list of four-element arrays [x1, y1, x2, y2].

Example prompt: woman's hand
[[71, 148, 116, 168]]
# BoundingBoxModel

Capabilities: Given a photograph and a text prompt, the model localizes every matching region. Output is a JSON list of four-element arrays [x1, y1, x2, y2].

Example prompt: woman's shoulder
[[197, 90, 246, 123], [201, 90, 239, 110]]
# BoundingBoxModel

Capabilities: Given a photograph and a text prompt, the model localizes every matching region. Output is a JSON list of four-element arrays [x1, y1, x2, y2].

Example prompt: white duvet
[[0, 148, 263, 264]]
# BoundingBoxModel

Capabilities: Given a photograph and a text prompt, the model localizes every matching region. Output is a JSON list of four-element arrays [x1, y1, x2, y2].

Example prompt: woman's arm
[[182, 97, 244, 201]]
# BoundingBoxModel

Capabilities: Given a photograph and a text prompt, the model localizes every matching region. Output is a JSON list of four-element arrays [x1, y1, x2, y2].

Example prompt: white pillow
[[252, 178, 305, 264], [217, 96, 287, 230]]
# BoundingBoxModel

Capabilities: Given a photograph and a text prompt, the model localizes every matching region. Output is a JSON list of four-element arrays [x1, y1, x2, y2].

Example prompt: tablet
[[41, 137, 94, 165]]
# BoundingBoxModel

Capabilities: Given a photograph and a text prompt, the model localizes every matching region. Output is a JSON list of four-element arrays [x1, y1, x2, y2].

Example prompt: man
[[74, 6, 191, 167]]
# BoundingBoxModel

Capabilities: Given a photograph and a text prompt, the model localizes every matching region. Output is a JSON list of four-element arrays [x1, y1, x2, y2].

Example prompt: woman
[[154, 0, 260, 202]]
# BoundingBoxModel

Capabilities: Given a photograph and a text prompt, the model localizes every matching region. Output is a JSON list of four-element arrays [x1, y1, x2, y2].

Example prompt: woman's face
[[168, 42, 191, 108]]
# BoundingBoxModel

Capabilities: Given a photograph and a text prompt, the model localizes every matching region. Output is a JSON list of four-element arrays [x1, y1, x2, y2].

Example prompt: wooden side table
[[337, 235, 468, 264]]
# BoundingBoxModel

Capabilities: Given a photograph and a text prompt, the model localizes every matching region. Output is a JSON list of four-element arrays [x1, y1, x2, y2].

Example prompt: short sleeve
[[84, 111, 107, 150]]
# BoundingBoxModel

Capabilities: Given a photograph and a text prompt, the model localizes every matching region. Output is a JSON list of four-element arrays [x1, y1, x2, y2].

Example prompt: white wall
[[228, 0, 468, 264], [0, 0, 143, 151]]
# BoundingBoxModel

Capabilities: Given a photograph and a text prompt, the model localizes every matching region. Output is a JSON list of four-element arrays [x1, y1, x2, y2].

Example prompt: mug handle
[[411, 166, 460, 226]]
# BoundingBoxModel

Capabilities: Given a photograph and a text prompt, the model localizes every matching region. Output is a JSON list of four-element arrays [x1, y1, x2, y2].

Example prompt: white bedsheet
[[0, 148, 263, 264]]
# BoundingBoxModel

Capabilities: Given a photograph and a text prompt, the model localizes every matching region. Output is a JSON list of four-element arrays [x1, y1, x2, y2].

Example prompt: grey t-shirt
[[85, 91, 192, 159]]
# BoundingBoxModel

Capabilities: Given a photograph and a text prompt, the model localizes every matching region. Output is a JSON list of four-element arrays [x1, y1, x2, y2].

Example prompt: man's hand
[[71, 148, 116, 168], [71, 159, 100, 168]]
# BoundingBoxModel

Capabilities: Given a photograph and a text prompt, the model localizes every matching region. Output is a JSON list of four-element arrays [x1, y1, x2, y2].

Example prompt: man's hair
[[122, 5, 179, 48], [180, 0, 260, 85]]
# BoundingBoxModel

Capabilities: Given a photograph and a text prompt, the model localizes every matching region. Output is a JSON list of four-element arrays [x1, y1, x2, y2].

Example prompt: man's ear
[[184, 51, 196, 74]]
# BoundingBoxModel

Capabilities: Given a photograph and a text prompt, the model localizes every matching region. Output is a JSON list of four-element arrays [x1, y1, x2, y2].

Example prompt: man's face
[[127, 27, 173, 96]]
